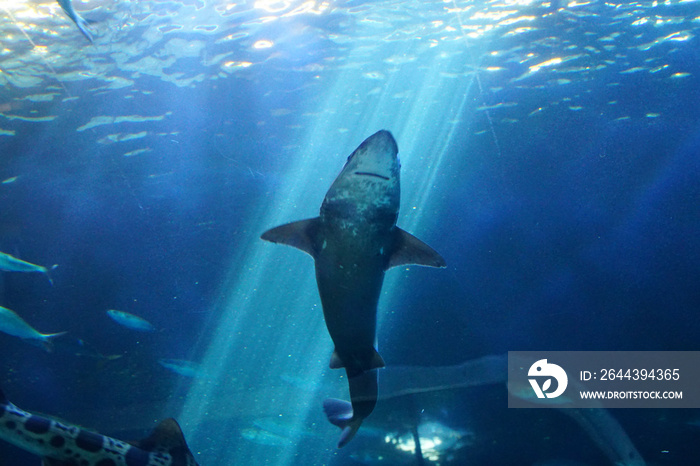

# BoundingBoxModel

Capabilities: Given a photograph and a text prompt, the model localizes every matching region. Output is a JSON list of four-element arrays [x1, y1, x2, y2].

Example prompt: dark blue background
[[1, 2, 699, 465]]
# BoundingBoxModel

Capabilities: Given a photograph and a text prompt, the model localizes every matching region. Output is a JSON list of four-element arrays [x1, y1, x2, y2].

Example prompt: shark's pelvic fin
[[260, 218, 320, 258], [387, 227, 446, 269]]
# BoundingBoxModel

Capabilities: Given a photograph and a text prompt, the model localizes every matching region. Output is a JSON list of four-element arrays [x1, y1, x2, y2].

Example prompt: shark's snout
[[362, 130, 398, 155], [343, 130, 399, 183]]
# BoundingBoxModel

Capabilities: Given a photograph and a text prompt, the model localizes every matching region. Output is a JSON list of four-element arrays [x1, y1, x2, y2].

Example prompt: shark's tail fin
[[323, 398, 362, 448]]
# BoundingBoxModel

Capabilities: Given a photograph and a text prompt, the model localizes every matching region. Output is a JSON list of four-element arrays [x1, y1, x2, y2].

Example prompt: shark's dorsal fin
[[136, 418, 189, 452], [260, 218, 320, 258], [387, 228, 446, 269]]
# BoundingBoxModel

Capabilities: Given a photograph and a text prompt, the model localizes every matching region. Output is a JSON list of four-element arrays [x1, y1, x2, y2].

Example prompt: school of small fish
[[0, 0, 694, 152]]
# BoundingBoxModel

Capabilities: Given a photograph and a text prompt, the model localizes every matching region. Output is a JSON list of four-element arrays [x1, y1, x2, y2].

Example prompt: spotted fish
[[0, 388, 199, 466]]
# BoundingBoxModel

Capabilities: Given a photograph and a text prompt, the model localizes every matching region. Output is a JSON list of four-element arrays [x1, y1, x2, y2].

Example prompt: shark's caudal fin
[[260, 218, 320, 257], [388, 228, 446, 269], [323, 399, 362, 448]]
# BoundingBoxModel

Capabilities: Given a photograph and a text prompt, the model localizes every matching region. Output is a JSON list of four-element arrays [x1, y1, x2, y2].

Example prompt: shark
[[0, 387, 199, 466], [261, 130, 446, 447], [56, 0, 94, 43]]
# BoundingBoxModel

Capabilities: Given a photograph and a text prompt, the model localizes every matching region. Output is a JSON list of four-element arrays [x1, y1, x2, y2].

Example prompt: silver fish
[[0, 305, 66, 352], [158, 359, 203, 378], [106, 309, 156, 332], [0, 251, 57, 285]]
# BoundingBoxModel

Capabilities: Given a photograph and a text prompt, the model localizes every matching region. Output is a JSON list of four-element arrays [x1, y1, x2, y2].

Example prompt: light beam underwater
[[175, 33, 488, 466]]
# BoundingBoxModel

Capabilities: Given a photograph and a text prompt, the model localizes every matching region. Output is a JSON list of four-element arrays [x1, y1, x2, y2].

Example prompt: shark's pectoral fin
[[387, 228, 446, 269], [329, 349, 385, 371], [261, 218, 320, 258]]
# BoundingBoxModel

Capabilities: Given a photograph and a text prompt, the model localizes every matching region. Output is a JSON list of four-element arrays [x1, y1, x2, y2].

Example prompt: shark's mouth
[[354, 171, 390, 181]]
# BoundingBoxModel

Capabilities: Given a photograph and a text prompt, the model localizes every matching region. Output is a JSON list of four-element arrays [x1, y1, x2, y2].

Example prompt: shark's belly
[[314, 251, 386, 363]]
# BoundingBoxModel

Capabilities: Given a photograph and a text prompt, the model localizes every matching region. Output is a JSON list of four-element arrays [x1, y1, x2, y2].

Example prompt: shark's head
[[322, 130, 400, 225], [342, 130, 399, 182]]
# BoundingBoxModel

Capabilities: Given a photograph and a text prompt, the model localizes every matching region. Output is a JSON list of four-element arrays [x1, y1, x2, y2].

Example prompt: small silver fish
[[240, 428, 294, 447], [0, 305, 66, 352], [0, 251, 57, 285], [106, 309, 155, 332], [159, 359, 203, 378], [56, 0, 94, 43]]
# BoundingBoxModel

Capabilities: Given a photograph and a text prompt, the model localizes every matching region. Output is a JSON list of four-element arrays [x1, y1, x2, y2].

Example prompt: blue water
[[1, 0, 699, 465]]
